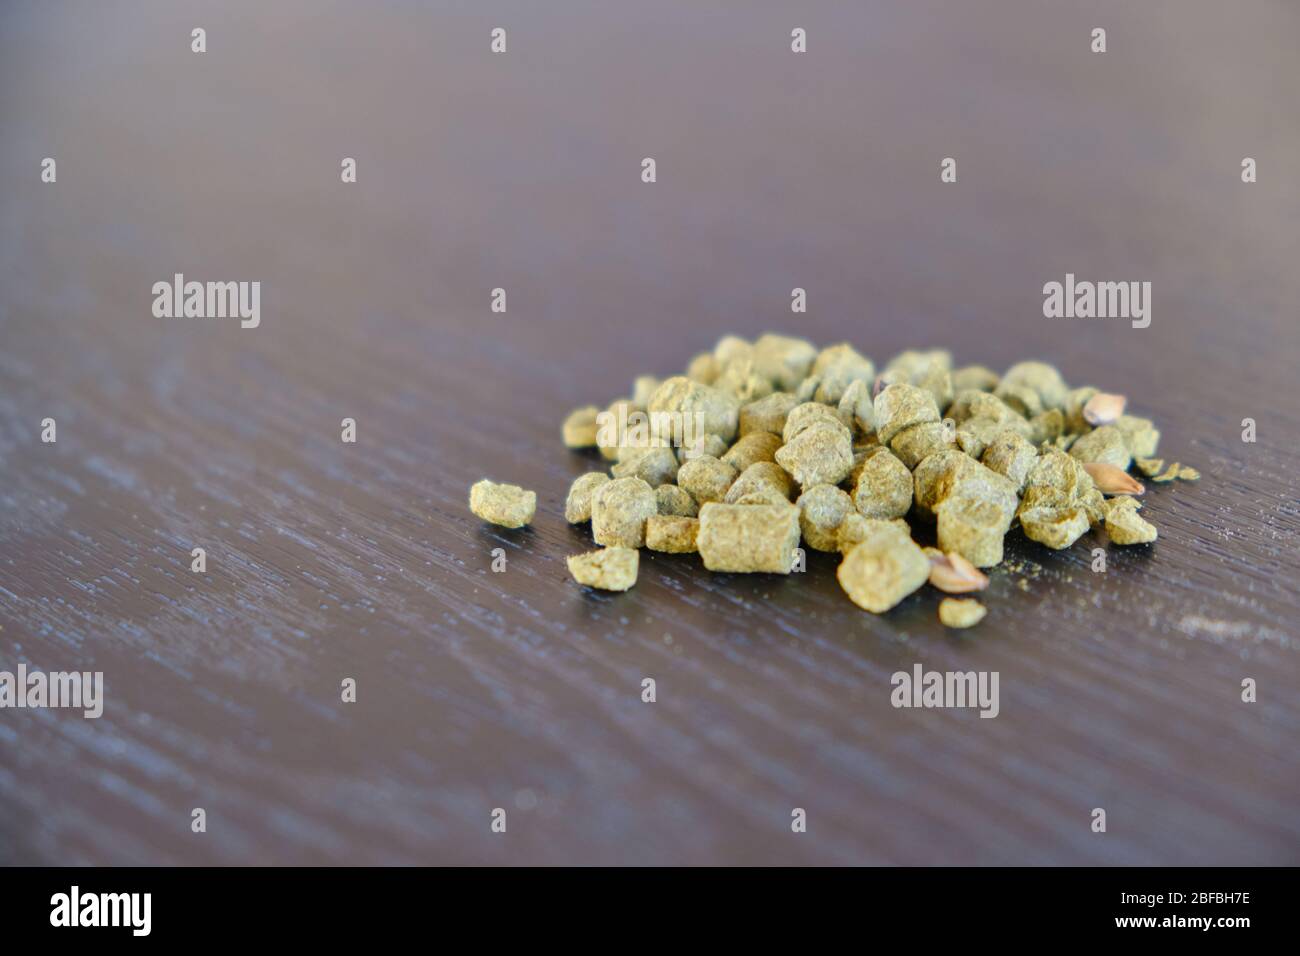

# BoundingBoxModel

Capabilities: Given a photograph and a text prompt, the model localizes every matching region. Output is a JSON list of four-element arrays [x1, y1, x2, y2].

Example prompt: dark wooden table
[[2, 1, 1297, 865]]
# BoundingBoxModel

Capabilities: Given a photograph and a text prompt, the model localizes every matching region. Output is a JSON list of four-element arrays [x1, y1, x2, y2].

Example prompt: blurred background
[[1, 1, 1297, 865]]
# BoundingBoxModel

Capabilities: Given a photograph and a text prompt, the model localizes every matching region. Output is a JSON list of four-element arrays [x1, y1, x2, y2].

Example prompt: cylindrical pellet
[[697, 502, 801, 573]]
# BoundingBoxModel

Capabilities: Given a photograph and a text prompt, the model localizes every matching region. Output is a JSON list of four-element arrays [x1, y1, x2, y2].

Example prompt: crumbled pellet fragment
[[647, 376, 741, 443], [1083, 391, 1126, 426], [837, 378, 875, 435], [721, 431, 783, 472], [713, 357, 774, 403], [1134, 457, 1165, 478], [1104, 495, 1157, 545], [1070, 424, 1132, 470], [1081, 461, 1144, 496], [1018, 503, 1090, 550], [752, 333, 818, 390], [645, 515, 700, 553], [685, 352, 719, 385], [611, 446, 679, 486], [981, 431, 1039, 492], [676, 454, 739, 505], [725, 461, 795, 504], [775, 420, 855, 488], [873, 383, 941, 444], [951, 365, 1000, 392], [935, 493, 1015, 567], [796, 484, 854, 552], [565, 472, 611, 523], [783, 401, 850, 444], [939, 597, 987, 629], [567, 547, 639, 591], [697, 502, 802, 573], [926, 550, 990, 593], [591, 476, 658, 548], [1113, 414, 1160, 459], [836, 525, 930, 613], [655, 483, 698, 517], [739, 391, 799, 437], [561, 406, 600, 448], [998, 360, 1068, 411], [889, 420, 954, 469], [851, 447, 913, 519], [469, 479, 537, 529], [677, 432, 729, 463], [1150, 461, 1198, 483]]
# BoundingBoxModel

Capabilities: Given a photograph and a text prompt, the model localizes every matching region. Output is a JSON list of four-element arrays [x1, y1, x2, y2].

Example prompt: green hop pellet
[[722, 431, 783, 472], [889, 420, 955, 469], [1113, 414, 1160, 459], [873, 383, 940, 444], [796, 483, 854, 552], [836, 514, 912, 554], [738, 391, 799, 437], [981, 431, 1039, 492], [677, 432, 729, 463], [697, 502, 802, 573], [591, 476, 658, 548], [998, 360, 1069, 411], [562, 405, 600, 448], [685, 351, 720, 385], [645, 515, 700, 553], [810, 342, 875, 403], [724, 461, 795, 504], [752, 333, 818, 390], [567, 547, 639, 591], [655, 483, 698, 517], [469, 479, 537, 529], [676, 454, 739, 505], [775, 420, 855, 488], [713, 356, 774, 403], [851, 447, 914, 520], [611, 446, 680, 487], [935, 493, 1015, 567], [1104, 495, 1158, 545], [1069, 424, 1132, 470], [951, 365, 1000, 392], [782, 401, 850, 444], [836, 523, 930, 613], [1018, 503, 1091, 550], [647, 376, 741, 444], [565, 472, 611, 523]]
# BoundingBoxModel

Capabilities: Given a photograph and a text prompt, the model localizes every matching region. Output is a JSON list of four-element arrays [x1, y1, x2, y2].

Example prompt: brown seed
[[1083, 391, 1127, 426], [926, 550, 990, 593], [1081, 461, 1145, 496]]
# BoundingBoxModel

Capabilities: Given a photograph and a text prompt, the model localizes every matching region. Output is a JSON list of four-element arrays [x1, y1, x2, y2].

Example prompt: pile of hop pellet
[[469, 334, 1198, 628]]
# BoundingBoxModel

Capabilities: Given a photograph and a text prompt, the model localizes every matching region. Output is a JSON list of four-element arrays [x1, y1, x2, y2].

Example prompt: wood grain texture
[[1, 0, 1297, 865]]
